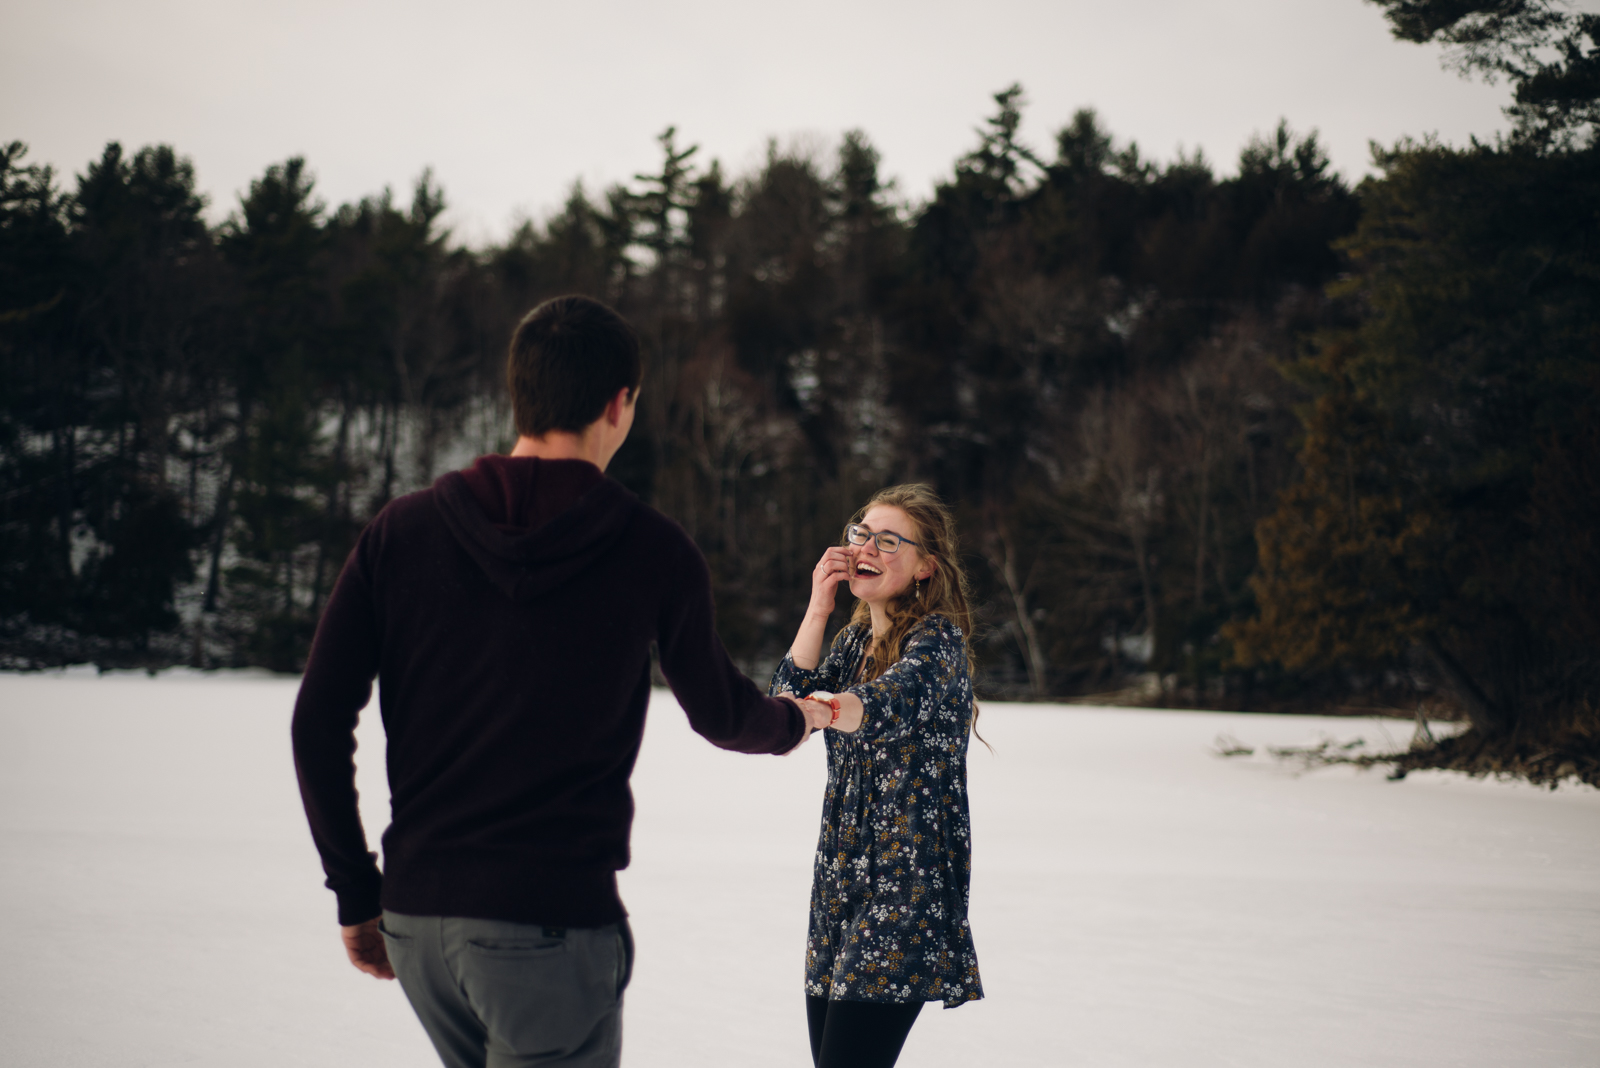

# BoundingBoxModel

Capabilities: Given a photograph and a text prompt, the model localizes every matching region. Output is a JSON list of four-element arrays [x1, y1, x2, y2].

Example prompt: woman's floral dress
[[771, 613, 983, 1008]]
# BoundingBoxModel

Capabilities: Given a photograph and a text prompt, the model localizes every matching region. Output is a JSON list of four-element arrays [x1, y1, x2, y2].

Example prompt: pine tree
[[1370, 0, 1600, 146], [1232, 139, 1600, 733]]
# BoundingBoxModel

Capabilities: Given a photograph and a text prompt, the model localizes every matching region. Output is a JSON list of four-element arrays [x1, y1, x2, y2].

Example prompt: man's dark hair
[[507, 296, 642, 437]]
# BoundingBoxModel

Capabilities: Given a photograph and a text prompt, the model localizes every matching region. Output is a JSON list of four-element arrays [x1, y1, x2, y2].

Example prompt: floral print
[[771, 613, 983, 1008]]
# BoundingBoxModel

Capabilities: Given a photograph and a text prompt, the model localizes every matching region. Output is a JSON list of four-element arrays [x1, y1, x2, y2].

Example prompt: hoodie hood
[[433, 456, 639, 604]]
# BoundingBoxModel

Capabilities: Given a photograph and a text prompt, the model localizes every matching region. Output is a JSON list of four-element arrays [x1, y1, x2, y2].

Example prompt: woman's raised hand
[[790, 546, 853, 672], [809, 546, 852, 618]]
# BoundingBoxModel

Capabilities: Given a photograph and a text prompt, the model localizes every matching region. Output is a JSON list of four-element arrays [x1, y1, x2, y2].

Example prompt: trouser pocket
[[615, 918, 634, 998], [458, 921, 622, 1061], [377, 915, 417, 974]]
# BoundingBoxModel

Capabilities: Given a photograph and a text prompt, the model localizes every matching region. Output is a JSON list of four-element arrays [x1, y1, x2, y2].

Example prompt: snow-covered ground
[[1, 671, 1596, 1067]]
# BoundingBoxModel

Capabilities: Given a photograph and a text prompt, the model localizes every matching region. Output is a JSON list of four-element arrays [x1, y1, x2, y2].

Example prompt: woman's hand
[[777, 693, 831, 754], [800, 701, 834, 732], [790, 546, 853, 671], [781, 692, 836, 733], [804, 690, 865, 734], [808, 546, 853, 619]]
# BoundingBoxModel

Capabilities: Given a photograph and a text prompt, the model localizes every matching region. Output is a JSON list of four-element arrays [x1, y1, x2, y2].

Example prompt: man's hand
[[778, 693, 834, 753], [803, 690, 864, 733], [341, 917, 396, 980], [799, 701, 834, 732]]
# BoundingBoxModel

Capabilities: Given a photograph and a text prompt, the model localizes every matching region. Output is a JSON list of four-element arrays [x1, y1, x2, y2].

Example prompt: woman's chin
[[849, 576, 907, 605]]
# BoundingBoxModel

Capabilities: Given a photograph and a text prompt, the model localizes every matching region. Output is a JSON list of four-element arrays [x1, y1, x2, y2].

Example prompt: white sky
[[0, 0, 1534, 244]]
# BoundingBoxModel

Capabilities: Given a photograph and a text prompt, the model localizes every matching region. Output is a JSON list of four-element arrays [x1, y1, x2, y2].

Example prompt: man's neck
[[509, 432, 604, 468]]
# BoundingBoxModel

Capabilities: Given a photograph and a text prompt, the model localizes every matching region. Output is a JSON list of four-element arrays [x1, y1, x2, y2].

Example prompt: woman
[[772, 484, 984, 1068]]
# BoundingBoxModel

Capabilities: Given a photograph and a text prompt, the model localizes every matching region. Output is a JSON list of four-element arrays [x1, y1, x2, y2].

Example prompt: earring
[[915, 577, 922, 600]]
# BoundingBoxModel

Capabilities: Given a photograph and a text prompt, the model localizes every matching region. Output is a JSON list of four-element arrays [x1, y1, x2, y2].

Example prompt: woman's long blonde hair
[[846, 484, 983, 739]]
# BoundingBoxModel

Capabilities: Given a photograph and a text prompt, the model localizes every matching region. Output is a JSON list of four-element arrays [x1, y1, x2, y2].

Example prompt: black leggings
[[806, 994, 924, 1068]]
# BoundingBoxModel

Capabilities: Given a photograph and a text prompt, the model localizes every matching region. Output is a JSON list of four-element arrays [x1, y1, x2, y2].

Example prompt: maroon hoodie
[[291, 455, 804, 927]]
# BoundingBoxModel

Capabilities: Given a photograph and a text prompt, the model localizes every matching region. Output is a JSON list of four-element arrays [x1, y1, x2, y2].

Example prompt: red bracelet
[[801, 695, 842, 724]]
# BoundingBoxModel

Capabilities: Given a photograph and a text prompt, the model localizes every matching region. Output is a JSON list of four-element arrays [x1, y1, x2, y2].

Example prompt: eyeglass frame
[[843, 523, 921, 554]]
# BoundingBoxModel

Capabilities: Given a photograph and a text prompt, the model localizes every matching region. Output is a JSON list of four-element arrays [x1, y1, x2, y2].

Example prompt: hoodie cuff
[[773, 694, 809, 754], [335, 880, 383, 927]]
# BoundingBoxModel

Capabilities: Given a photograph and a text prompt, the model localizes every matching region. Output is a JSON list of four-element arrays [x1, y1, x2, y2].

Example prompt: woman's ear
[[916, 556, 937, 582]]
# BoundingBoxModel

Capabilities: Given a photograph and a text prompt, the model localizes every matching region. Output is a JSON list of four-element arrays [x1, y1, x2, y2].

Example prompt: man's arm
[[656, 536, 809, 754], [290, 532, 386, 942]]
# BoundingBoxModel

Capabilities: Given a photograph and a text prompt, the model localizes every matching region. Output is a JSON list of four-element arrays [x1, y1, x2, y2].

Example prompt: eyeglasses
[[844, 523, 919, 554]]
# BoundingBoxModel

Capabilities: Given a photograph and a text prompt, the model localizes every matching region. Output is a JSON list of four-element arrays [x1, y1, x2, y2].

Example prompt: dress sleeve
[[843, 615, 966, 746], [770, 625, 854, 698]]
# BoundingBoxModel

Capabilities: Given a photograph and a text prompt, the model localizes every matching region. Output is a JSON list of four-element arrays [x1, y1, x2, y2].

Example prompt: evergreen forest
[[3, 1, 1597, 778]]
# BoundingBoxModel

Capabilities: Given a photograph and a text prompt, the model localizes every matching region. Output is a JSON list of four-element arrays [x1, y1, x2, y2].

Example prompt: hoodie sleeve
[[290, 520, 385, 926], [656, 533, 807, 755]]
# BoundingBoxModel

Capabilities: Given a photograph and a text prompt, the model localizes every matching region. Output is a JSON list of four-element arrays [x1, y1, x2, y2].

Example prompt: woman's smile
[[847, 553, 890, 592]]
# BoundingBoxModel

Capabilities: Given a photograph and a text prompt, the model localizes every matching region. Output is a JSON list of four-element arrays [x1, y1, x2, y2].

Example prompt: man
[[291, 295, 824, 1068]]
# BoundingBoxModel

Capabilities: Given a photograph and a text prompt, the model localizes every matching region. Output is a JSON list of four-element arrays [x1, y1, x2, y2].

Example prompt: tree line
[[2, 0, 1596, 759]]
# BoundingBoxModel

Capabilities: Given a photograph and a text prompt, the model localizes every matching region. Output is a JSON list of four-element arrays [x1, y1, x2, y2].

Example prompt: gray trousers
[[380, 911, 633, 1068]]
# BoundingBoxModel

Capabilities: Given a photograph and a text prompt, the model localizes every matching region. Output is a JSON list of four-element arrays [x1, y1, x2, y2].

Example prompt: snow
[[2, 671, 1597, 1067]]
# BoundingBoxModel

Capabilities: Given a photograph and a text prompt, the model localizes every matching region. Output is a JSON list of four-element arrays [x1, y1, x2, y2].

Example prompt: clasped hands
[[784, 689, 865, 742]]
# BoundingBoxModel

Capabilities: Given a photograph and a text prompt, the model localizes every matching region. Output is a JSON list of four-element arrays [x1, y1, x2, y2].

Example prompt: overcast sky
[[1, 0, 1533, 244]]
